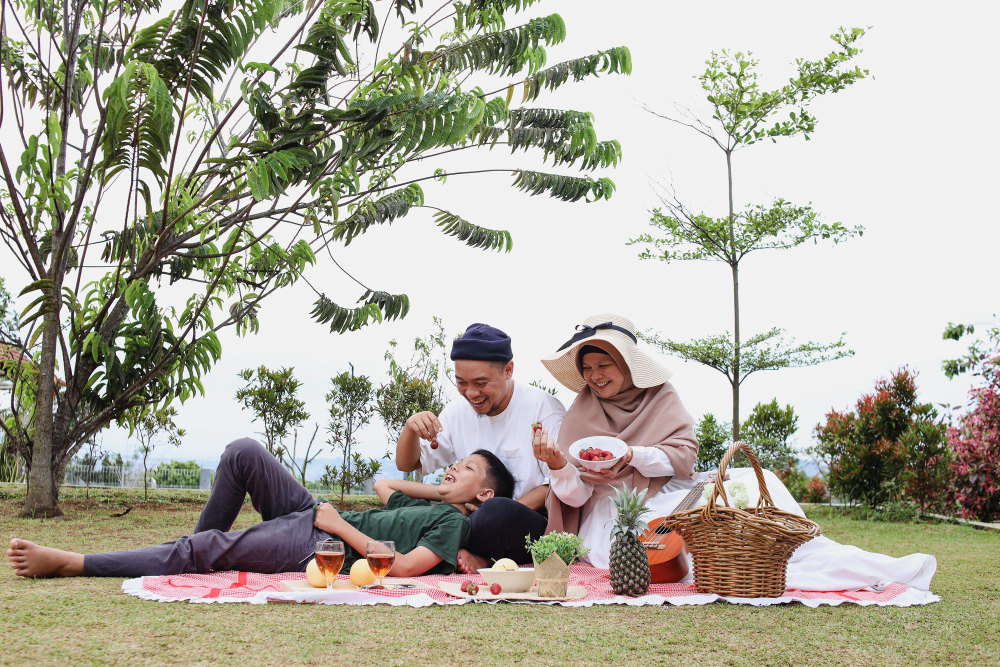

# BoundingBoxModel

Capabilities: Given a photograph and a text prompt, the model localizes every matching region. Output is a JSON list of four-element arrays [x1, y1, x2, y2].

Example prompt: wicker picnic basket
[[662, 441, 821, 597]]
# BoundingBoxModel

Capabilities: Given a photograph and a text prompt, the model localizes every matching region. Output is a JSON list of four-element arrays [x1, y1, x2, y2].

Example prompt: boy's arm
[[373, 478, 443, 504], [314, 503, 442, 577]]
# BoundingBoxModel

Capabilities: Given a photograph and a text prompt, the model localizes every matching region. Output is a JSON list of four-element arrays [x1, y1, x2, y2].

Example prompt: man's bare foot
[[456, 548, 489, 574], [8, 538, 85, 578]]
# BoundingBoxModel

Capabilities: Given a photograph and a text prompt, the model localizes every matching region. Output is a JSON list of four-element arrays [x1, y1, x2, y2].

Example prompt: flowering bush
[[801, 477, 829, 503], [813, 368, 949, 509], [946, 351, 1000, 522]]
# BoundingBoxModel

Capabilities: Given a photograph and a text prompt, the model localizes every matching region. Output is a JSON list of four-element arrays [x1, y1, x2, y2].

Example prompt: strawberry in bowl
[[568, 436, 628, 471]]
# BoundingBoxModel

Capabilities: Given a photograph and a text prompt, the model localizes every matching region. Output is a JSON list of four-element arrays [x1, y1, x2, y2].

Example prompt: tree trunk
[[21, 1, 84, 519], [21, 446, 66, 518], [726, 149, 741, 443], [23, 303, 62, 517]]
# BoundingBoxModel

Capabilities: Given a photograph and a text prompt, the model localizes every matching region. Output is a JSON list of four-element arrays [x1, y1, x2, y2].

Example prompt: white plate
[[568, 436, 628, 471]]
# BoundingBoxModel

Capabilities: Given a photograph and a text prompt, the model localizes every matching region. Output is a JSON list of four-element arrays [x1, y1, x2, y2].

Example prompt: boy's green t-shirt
[[334, 491, 471, 575]]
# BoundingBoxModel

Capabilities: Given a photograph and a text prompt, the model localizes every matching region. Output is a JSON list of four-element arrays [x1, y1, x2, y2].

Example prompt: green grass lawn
[[2, 486, 997, 666]]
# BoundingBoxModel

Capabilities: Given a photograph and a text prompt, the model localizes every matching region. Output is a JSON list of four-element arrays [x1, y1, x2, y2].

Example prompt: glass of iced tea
[[365, 540, 395, 588], [314, 540, 345, 590]]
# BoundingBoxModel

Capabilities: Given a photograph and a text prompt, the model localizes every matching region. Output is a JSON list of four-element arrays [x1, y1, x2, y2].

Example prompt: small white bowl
[[568, 436, 628, 471], [477, 567, 536, 593]]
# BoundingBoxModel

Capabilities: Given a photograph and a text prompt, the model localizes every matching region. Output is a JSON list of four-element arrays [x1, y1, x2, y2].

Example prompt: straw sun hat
[[541, 313, 673, 393]]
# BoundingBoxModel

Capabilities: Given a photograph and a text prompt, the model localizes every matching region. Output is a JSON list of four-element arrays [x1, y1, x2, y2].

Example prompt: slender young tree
[[79, 435, 106, 499], [375, 318, 450, 480], [235, 365, 309, 463], [0, 0, 630, 516], [631, 27, 868, 440], [129, 404, 184, 501], [326, 366, 376, 500], [286, 423, 322, 485]]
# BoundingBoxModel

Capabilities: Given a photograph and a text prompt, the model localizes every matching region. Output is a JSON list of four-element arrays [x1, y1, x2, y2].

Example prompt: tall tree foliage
[[942, 319, 999, 382], [631, 28, 867, 441], [0, 0, 630, 516]]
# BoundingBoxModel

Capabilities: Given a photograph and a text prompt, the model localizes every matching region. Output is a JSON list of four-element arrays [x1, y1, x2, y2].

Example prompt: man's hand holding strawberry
[[405, 411, 443, 443]]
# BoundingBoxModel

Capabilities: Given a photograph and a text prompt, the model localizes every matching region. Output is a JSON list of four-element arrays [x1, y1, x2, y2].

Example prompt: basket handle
[[705, 440, 776, 515]]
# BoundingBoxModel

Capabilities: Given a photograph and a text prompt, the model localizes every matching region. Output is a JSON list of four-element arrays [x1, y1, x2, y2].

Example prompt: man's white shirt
[[417, 381, 566, 499]]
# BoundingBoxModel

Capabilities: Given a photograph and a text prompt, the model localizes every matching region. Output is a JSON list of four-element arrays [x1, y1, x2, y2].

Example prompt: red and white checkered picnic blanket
[[123, 563, 938, 607]]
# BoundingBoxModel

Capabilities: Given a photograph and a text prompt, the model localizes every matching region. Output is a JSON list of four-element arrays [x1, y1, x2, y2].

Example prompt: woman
[[532, 313, 702, 569], [534, 314, 937, 592]]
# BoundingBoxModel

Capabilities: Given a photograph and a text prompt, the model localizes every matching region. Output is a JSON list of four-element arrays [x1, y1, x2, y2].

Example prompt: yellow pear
[[492, 558, 518, 571], [350, 559, 377, 587], [305, 559, 327, 588]]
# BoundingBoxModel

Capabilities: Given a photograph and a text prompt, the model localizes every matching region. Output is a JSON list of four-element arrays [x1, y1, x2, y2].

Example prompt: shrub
[[946, 350, 1000, 522], [813, 368, 948, 509], [153, 460, 200, 487]]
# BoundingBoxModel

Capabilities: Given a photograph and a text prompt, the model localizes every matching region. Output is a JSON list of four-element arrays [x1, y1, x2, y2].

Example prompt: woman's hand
[[592, 446, 633, 479], [314, 502, 345, 535], [532, 429, 566, 470]]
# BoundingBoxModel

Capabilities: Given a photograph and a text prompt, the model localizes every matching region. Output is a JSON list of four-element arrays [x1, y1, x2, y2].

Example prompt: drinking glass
[[365, 540, 396, 588], [314, 540, 345, 590]]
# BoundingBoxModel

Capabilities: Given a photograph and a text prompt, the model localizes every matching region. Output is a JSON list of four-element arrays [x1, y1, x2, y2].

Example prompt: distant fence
[[62, 465, 212, 490], [4, 465, 377, 496]]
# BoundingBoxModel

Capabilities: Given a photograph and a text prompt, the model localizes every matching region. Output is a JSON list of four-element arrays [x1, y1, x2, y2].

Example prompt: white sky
[[2, 0, 998, 469]]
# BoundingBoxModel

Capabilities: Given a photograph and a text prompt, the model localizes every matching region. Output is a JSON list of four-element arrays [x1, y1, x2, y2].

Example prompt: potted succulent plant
[[525, 532, 590, 597]]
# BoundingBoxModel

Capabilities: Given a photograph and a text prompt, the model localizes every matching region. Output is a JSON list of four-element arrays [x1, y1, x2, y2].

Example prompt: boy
[[8, 438, 514, 579]]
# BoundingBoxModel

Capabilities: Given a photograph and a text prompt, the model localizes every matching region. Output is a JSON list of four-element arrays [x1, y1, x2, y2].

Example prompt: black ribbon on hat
[[557, 322, 638, 351]]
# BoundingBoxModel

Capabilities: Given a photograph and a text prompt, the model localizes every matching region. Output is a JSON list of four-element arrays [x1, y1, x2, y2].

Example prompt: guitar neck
[[672, 478, 712, 514]]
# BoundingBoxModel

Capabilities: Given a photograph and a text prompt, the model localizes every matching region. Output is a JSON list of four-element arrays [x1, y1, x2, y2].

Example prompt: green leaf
[[431, 209, 512, 252], [511, 170, 615, 202]]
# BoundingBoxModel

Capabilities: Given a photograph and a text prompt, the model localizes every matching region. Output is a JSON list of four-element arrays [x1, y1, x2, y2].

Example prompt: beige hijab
[[544, 341, 699, 535]]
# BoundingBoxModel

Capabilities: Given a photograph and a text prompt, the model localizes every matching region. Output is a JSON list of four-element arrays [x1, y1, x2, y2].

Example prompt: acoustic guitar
[[641, 475, 721, 584]]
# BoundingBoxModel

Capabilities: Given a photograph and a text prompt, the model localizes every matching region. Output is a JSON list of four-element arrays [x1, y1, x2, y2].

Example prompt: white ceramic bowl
[[477, 567, 536, 593], [568, 436, 628, 471]]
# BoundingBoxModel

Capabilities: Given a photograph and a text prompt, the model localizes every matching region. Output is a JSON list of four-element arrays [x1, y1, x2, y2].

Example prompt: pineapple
[[609, 484, 652, 596]]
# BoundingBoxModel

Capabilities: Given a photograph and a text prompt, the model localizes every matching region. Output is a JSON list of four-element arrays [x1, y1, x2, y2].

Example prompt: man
[[8, 438, 514, 578], [395, 323, 566, 572]]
